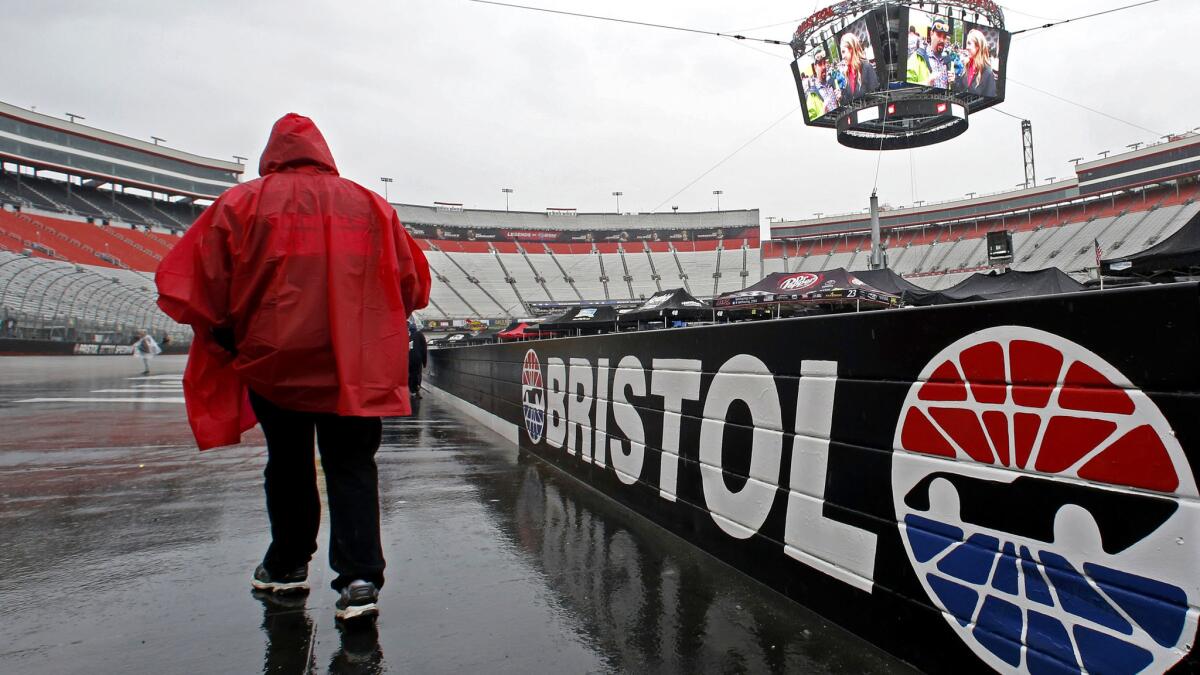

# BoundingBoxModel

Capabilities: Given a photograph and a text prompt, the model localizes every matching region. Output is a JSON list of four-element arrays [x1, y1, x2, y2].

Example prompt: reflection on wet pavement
[[0, 357, 914, 673]]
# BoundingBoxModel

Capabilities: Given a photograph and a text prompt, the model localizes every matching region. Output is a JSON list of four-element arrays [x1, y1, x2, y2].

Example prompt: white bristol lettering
[[545, 357, 568, 449], [609, 355, 647, 485], [529, 351, 878, 594], [566, 358, 594, 458], [592, 358, 610, 467], [650, 359, 702, 502], [783, 360, 878, 592], [698, 354, 783, 540]]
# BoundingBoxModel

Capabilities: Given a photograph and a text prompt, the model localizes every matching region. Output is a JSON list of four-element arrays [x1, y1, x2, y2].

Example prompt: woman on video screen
[[839, 31, 880, 101], [955, 29, 997, 97]]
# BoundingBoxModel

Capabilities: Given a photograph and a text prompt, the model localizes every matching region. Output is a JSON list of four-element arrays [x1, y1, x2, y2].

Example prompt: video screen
[[905, 9, 961, 90], [794, 15, 881, 124], [906, 11, 1004, 99], [959, 22, 1005, 99]]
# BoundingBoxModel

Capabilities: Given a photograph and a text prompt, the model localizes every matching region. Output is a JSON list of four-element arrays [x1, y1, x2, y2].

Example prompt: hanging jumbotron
[[791, 0, 1010, 150]]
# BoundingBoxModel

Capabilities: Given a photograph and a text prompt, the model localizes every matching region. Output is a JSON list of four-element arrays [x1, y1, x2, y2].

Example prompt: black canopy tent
[[713, 268, 901, 311], [1102, 210, 1200, 280], [621, 288, 711, 324], [538, 305, 622, 334], [851, 268, 930, 298], [904, 268, 1086, 306]]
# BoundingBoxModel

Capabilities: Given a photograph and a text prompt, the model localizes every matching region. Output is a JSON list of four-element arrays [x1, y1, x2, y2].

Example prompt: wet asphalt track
[[0, 355, 916, 674]]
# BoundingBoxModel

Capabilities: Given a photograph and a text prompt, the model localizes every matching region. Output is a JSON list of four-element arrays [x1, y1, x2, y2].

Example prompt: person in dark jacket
[[838, 31, 880, 101], [954, 29, 998, 97], [408, 322, 428, 399]]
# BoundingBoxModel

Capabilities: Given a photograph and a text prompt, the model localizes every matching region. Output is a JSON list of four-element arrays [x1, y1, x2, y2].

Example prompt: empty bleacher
[[0, 206, 175, 271], [0, 170, 202, 232], [765, 181, 1199, 291]]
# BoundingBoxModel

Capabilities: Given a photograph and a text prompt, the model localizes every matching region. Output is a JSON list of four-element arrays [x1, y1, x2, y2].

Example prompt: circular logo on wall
[[892, 326, 1198, 674], [778, 273, 820, 292], [522, 349, 546, 443]]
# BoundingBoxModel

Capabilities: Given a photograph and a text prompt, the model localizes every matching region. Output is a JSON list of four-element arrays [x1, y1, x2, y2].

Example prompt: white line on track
[[90, 389, 183, 394], [13, 397, 186, 403]]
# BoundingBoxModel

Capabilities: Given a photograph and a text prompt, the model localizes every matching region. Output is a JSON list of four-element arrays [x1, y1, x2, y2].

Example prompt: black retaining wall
[[429, 283, 1200, 675]]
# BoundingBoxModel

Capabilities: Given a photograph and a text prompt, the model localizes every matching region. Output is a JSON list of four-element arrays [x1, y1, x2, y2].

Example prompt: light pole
[[713, 190, 723, 212], [501, 187, 513, 211], [965, 192, 976, 199], [1127, 143, 1143, 152], [1097, 150, 1110, 159], [612, 191, 623, 214], [1069, 157, 1084, 166], [65, 112, 85, 123], [233, 155, 247, 165], [150, 136, 166, 146], [380, 177, 393, 201]]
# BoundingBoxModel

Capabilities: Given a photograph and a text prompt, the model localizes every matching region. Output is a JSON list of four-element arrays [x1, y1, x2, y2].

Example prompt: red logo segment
[[904, 337, 1179, 494]]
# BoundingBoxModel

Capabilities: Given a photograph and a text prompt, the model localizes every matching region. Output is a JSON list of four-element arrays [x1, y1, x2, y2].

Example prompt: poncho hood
[[258, 113, 339, 176]]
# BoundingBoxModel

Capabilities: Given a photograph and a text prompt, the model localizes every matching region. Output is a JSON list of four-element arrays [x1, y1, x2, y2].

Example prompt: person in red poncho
[[156, 113, 430, 621]]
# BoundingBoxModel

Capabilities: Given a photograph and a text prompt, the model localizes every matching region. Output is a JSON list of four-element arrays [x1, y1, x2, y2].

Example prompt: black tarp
[[622, 288, 711, 323], [905, 268, 1086, 306], [850, 268, 929, 297], [539, 305, 622, 333], [713, 269, 900, 309], [1103, 209, 1200, 278]]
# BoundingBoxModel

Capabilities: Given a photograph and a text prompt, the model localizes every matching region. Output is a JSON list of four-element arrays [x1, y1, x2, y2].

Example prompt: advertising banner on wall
[[429, 282, 1200, 674], [402, 224, 760, 244]]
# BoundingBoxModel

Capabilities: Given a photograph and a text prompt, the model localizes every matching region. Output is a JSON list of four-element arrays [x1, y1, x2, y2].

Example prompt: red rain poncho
[[156, 114, 430, 449]]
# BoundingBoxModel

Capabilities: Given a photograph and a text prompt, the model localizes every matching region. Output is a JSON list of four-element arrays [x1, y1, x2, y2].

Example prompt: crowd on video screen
[[794, 9, 1004, 124]]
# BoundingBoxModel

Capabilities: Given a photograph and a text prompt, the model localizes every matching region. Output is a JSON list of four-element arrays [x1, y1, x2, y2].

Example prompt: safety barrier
[[428, 282, 1200, 674]]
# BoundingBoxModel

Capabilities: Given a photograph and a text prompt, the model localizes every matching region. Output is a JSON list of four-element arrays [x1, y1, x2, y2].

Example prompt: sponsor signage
[[73, 343, 135, 355], [402, 223, 761, 245], [429, 282, 1200, 674]]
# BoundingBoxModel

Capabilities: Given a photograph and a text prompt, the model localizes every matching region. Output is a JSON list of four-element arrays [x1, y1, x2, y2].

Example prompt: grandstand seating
[[0, 207, 176, 271], [0, 170, 202, 232], [0, 249, 183, 339], [5, 147, 1199, 325], [763, 182, 1200, 291]]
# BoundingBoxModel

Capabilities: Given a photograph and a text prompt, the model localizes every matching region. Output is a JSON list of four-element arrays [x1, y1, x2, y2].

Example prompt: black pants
[[249, 390, 385, 591], [408, 361, 423, 393]]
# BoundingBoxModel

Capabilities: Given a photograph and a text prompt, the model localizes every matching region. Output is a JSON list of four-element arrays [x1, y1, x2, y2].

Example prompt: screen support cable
[[649, 105, 802, 213], [466, 0, 791, 47]]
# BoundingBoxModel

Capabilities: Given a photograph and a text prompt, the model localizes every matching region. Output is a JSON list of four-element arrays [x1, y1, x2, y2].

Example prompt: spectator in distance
[[132, 329, 161, 374], [408, 320, 428, 400]]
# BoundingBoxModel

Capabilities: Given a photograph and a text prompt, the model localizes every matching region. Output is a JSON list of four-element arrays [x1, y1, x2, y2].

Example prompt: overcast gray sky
[[7, 0, 1198, 226]]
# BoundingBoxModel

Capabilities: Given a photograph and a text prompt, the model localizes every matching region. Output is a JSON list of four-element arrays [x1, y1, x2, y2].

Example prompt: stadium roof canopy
[[392, 202, 758, 231], [0, 101, 243, 201], [772, 133, 1200, 240]]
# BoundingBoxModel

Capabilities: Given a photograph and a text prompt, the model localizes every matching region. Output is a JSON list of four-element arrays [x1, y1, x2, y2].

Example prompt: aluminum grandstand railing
[[0, 250, 189, 342]]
